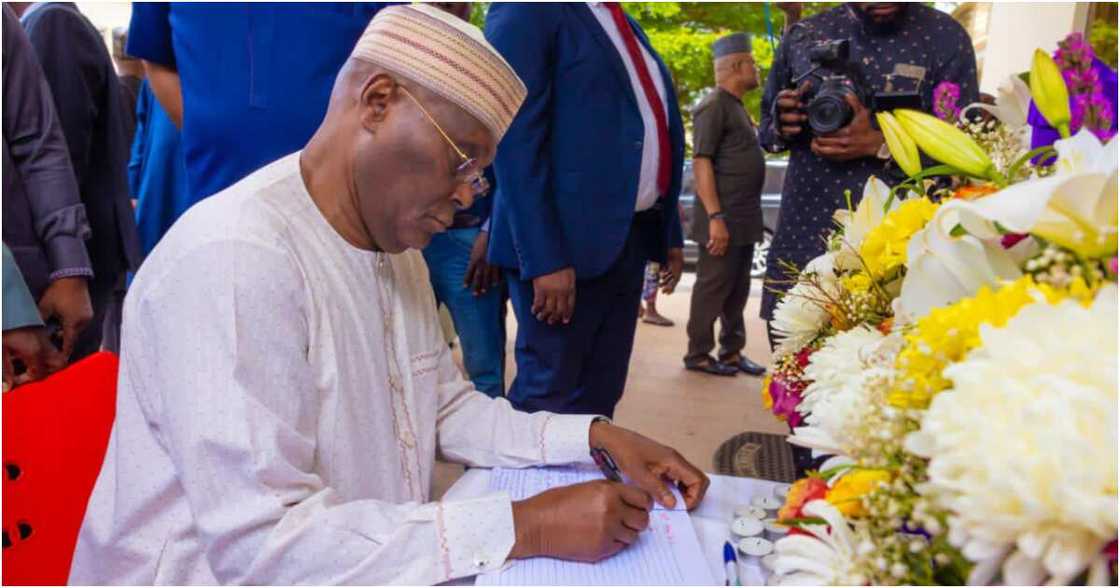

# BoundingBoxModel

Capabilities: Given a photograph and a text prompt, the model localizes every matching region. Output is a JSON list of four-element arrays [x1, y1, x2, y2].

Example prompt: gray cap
[[712, 32, 751, 58]]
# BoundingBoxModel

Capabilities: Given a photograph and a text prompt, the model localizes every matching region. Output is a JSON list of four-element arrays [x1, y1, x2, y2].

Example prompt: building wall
[[977, 2, 1092, 93]]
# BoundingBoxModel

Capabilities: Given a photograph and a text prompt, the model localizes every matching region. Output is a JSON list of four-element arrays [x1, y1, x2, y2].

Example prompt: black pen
[[590, 446, 624, 482]]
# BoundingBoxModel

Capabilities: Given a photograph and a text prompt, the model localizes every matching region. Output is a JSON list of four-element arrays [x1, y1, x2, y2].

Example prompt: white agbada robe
[[69, 153, 598, 585]]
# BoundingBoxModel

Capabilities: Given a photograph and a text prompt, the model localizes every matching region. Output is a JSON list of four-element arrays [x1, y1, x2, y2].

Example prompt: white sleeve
[[134, 239, 523, 584], [434, 345, 599, 468]]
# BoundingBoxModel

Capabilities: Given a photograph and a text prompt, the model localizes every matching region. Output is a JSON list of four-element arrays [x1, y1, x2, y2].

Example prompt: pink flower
[[1107, 258, 1118, 277], [768, 375, 805, 427], [1001, 233, 1029, 249], [933, 81, 961, 122]]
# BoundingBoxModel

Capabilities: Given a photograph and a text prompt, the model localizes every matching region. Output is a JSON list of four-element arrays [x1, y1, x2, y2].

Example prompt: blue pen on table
[[723, 541, 740, 586]]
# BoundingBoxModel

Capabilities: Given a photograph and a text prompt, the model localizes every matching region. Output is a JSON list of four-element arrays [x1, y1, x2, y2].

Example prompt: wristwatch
[[709, 211, 728, 220]]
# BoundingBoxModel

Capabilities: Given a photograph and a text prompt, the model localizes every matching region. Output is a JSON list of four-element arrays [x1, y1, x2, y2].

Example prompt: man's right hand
[[3, 327, 66, 391], [509, 480, 652, 562], [707, 218, 730, 256], [37, 276, 93, 360], [776, 81, 810, 139], [532, 267, 576, 325]]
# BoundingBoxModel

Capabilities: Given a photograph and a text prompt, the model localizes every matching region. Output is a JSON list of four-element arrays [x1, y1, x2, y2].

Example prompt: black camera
[[794, 39, 921, 135]]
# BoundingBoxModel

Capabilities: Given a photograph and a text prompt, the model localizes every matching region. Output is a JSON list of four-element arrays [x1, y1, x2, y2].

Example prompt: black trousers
[[684, 243, 754, 364]]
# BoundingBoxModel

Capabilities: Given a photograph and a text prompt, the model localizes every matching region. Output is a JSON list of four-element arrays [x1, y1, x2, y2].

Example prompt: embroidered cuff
[[436, 492, 515, 581], [45, 234, 93, 280], [49, 266, 94, 281], [538, 413, 597, 466]]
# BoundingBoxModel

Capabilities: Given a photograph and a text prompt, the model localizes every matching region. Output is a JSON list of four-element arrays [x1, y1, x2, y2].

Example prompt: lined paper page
[[476, 466, 716, 586]]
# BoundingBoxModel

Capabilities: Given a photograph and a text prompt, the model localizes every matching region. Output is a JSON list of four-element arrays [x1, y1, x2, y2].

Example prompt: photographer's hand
[[811, 93, 884, 161], [776, 81, 810, 139]]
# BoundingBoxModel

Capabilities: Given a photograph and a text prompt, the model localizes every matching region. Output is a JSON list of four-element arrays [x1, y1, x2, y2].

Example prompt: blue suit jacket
[[484, 3, 685, 281]]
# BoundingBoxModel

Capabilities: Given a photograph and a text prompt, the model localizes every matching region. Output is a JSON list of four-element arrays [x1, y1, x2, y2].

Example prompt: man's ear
[[359, 73, 398, 133]]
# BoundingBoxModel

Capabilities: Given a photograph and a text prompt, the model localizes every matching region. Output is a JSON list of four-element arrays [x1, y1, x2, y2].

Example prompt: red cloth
[[605, 3, 670, 198], [2, 352, 118, 586]]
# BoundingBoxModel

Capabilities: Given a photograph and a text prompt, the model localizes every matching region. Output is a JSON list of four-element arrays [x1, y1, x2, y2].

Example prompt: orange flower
[[877, 317, 894, 335], [761, 374, 774, 410], [952, 183, 999, 201], [778, 476, 829, 521]]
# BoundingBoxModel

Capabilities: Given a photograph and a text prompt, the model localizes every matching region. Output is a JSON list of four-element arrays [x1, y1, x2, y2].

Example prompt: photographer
[[759, 3, 978, 341]]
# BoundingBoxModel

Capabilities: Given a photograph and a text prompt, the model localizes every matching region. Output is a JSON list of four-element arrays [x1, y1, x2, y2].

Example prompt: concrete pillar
[[979, 2, 1091, 93]]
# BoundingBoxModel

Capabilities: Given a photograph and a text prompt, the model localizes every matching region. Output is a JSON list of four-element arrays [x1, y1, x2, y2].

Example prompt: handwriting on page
[[475, 467, 715, 586]]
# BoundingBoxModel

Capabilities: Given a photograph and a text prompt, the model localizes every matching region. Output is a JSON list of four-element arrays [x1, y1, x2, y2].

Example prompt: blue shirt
[[126, 3, 395, 202], [129, 79, 190, 257]]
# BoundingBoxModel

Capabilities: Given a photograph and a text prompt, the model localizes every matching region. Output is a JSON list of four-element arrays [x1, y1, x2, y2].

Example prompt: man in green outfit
[[684, 32, 767, 378]]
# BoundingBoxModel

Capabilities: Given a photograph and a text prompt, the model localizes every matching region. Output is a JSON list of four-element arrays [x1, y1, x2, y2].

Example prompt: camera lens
[[808, 93, 853, 135]]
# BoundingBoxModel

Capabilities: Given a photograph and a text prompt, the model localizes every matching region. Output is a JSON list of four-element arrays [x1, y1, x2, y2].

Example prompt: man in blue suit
[[485, 3, 685, 417]]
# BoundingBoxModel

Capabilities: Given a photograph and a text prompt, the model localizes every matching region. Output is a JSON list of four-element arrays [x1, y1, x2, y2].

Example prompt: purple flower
[[933, 81, 961, 122], [1073, 92, 1117, 142], [1056, 33, 1094, 74], [767, 375, 805, 427], [1030, 33, 1118, 151]]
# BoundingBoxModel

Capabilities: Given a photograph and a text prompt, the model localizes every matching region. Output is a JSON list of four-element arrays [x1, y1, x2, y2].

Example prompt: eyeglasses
[[399, 86, 490, 199]]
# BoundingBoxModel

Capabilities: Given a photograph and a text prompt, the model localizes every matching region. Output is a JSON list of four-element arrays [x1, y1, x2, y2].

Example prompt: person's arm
[[758, 27, 799, 154], [691, 100, 731, 256], [2, 245, 63, 390], [23, 6, 101, 186], [2, 6, 92, 281], [484, 4, 568, 279], [131, 240, 524, 584], [935, 23, 980, 109], [3, 245, 44, 332], [142, 60, 183, 129], [125, 2, 182, 128]]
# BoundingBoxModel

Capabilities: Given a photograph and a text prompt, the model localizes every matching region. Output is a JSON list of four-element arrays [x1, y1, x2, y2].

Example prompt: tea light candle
[[730, 516, 764, 539], [772, 483, 792, 500], [734, 504, 767, 520], [763, 519, 789, 542], [737, 536, 774, 567], [751, 494, 783, 515]]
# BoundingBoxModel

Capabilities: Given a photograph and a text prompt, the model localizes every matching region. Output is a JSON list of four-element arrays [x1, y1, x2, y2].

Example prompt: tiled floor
[[432, 274, 787, 499]]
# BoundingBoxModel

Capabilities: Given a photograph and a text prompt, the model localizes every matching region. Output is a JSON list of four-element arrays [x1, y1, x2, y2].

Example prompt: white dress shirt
[[68, 153, 598, 585], [587, 2, 669, 212]]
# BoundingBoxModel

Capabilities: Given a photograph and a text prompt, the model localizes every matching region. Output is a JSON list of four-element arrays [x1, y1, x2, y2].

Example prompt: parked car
[[678, 158, 785, 278]]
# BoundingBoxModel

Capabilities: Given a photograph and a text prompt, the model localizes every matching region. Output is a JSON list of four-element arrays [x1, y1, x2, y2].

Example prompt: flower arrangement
[[761, 38, 1118, 586]]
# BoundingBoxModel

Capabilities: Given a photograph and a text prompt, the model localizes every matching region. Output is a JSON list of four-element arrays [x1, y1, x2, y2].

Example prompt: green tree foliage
[[1089, 15, 1118, 69]]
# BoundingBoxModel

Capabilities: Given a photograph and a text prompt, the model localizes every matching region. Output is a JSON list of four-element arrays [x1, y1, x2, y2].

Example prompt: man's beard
[[848, 3, 909, 35]]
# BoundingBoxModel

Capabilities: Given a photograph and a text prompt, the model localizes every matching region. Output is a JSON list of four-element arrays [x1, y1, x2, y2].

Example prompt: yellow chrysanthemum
[[889, 275, 1098, 409], [859, 198, 939, 280], [841, 272, 873, 294], [825, 469, 892, 518]]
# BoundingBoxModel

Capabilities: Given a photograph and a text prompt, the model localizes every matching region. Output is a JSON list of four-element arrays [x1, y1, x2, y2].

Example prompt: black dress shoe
[[684, 358, 739, 377], [724, 356, 766, 376]]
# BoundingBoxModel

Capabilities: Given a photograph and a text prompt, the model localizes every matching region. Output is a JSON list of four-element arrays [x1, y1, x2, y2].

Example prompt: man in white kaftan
[[70, 5, 709, 585]]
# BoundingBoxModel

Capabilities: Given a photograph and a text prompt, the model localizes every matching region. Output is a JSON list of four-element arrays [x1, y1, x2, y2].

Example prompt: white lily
[[899, 130, 1117, 317], [961, 74, 1032, 129], [772, 500, 865, 585], [960, 75, 1033, 151], [832, 176, 900, 270]]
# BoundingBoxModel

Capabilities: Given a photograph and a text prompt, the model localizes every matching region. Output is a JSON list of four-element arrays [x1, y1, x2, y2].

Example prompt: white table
[[444, 469, 782, 586]]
